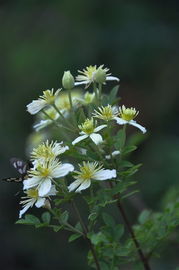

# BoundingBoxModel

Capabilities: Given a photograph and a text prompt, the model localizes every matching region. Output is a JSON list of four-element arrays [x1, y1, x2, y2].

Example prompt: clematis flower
[[115, 105, 146, 134], [75, 65, 119, 88], [93, 104, 119, 121], [31, 140, 69, 164], [27, 88, 61, 115], [23, 158, 74, 197], [68, 161, 116, 192], [72, 118, 107, 145], [19, 185, 57, 218]]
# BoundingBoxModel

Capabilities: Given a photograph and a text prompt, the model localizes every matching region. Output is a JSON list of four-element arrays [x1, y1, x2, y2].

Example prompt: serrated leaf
[[68, 233, 81, 242], [41, 212, 51, 224]]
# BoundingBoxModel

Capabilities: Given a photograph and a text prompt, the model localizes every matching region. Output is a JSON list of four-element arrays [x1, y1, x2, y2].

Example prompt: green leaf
[[51, 225, 63, 232], [114, 224, 124, 240], [89, 232, 108, 245], [108, 85, 119, 104], [59, 210, 69, 224], [68, 233, 81, 242], [75, 222, 83, 232], [41, 212, 51, 224], [16, 214, 41, 225], [123, 145, 137, 155], [102, 213, 115, 227], [138, 210, 151, 224], [115, 129, 126, 150], [121, 190, 139, 200]]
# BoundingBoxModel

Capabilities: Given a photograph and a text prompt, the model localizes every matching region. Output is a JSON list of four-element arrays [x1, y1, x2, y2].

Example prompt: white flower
[[23, 159, 74, 197], [72, 118, 107, 145], [31, 140, 69, 163], [75, 65, 119, 88], [115, 105, 146, 134], [19, 185, 57, 218], [68, 161, 116, 192], [27, 88, 61, 115], [105, 150, 120, 160], [93, 104, 119, 121]]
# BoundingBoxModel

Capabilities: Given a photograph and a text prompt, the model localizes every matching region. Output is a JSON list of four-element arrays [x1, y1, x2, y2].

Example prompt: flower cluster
[[18, 64, 146, 220], [19, 141, 74, 217]]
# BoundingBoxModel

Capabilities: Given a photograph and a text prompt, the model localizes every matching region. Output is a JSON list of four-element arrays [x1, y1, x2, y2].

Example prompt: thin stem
[[72, 201, 101, 270], [93, 82, 99, 106], [109, 182, 151, 270], [98, 83, 102, 105], [68, 89, 73, 110]]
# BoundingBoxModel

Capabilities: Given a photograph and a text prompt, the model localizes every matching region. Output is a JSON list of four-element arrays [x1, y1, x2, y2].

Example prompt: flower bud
[[94, 67, 107, 84], [62, 71, 75, 90]]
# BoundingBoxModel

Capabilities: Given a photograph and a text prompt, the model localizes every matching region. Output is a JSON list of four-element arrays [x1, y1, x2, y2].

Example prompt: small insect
[[2, 158, 32, 183]]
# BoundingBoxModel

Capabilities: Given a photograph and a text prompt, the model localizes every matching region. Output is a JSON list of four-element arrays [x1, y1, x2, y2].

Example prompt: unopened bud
[[62, 71, 75, 89]]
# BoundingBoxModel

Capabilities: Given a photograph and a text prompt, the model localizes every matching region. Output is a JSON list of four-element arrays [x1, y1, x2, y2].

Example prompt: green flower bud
[[62, 71, 75, 89], [94, 67, 107, 84]]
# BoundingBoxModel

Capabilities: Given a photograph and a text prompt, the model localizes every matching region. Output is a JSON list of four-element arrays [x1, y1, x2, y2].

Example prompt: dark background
[[0, 0, 179, 269]]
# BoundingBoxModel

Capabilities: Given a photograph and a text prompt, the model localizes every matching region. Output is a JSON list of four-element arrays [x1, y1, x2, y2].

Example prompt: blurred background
[[0, 0, 179, 269]]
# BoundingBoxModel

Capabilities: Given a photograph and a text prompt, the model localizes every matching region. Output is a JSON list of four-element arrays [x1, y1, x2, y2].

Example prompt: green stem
[[93, 82, 99, 106], [109, 182, 151, 270], [98, 83, 102, 105], [72, 200, 101, 270], [68, 89, 73, 110]]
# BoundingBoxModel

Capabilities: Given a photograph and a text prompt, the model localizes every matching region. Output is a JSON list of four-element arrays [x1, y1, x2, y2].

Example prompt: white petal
[[47, 185, 58, 196], [72, 134, 88, 145], [52, 163, 74, 178], [68, 179, 82, 192], [106, 76, 120, 82], [35, 198, 46, 208], [115, 117, 128, 125], [27, 99, 46, 115], [94, 124, 107, 132], [33, 120, 51, 131], [105, 150, 120, 160], [74, 81, 89, 86], [23, 177, 41, 190], [94, 169, 116, 180], [19, 200, 35, 218], [75, 180, 91, 192], [58, 146, 69, 154], [90, 133, 103, 145], [129, 120, 147, 134], [38, 178, 52, 197]]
